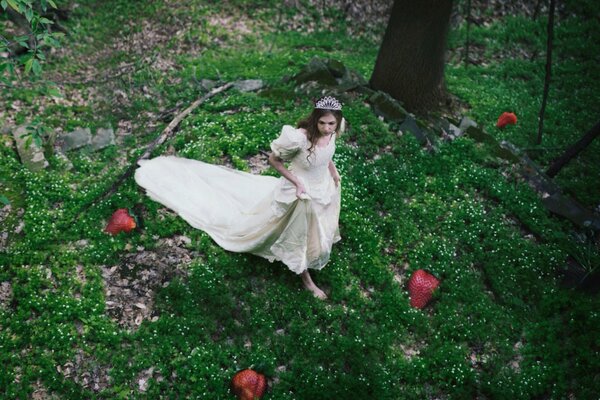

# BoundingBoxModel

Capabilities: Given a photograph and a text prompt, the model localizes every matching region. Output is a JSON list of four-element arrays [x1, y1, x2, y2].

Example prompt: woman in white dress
[[134, 96, 344, 299]]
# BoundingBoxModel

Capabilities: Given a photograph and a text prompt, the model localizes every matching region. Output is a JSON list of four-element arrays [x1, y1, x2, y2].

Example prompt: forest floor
[[0, 0, 599, 399]]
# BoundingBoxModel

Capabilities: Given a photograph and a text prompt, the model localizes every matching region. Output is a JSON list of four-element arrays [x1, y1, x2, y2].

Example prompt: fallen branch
[[73, 82, 233, 219]]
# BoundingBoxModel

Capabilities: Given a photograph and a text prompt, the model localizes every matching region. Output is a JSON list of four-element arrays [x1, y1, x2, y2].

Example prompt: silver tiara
[[315, 96, 342, 111]]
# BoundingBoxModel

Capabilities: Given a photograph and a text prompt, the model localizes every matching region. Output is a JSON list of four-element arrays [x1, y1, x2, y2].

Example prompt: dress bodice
[[270, 125, 338, 211], [288, 129, 335, 184]]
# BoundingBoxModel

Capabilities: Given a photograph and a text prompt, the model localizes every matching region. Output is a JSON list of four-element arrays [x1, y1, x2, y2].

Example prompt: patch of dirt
[[247, 152, 270, 175], [358, 281, 375, 300], [0, 204, 12, 249], [57, 348, 112, 393], [135, 366, 164, 393], [1, 4, 262, 141], [0, 281, 13, 309], [284, 0, 392, 39], [390, 339, 425, 361], [0, 205, 24, 250], [102, 235, 198, 330], [391, 261, 410, 287], [452, 0, 566, 27], [31, 380, 59, 400], [509, 339, 524, 372], [468, 342, 492, 372]]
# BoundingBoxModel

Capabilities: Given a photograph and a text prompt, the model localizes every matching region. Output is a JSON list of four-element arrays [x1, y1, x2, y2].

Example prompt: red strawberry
[[104, 208, 136, 235], [496, 112, 517, 128], [231, 369, 267, 400], [408, 269, 440, 309]]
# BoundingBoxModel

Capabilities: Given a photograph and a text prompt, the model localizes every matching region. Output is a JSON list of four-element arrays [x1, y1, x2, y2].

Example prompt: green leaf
[[47, 86, 63, 98], [32, 59, 41, 75], [1, 1, 8, 11], [45, 36, 59, 47], [48, 0, 57, 8], [24, 57, 34, 75], [39, 17, 54, 25], [0, 195, 10, 206], [25, 7, 33, 23], [6, 0, 18, 12]]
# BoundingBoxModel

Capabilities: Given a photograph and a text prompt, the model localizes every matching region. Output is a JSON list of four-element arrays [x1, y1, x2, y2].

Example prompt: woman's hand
[[295, 182, 308, 199]]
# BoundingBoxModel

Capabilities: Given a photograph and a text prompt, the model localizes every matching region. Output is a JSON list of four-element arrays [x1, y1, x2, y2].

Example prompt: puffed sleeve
[[270, 125, 304, 161]]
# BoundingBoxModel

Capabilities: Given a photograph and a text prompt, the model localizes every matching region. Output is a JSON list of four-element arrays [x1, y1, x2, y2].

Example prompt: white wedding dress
[[134, 125, 341, 274]]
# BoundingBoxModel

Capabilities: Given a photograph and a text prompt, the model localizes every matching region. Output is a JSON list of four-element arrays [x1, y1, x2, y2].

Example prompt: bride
[[134, 96, 344, 299]]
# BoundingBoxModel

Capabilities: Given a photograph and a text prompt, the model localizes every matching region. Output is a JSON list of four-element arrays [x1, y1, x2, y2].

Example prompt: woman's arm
[[328, 160, 341, 187], [269, 153, 307, 198]]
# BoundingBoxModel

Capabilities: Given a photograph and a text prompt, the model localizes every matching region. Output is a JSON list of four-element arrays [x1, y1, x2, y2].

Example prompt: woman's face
[[317, 113, 338, 136]]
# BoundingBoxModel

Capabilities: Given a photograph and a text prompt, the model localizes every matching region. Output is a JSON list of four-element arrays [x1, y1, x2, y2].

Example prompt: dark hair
[[297, 108, 343, 161]]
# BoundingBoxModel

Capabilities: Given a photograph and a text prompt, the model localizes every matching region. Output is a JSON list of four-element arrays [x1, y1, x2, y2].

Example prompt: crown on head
[[315, 96, 342, 111]]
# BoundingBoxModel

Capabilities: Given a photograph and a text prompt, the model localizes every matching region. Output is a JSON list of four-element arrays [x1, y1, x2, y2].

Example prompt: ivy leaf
[[6, 0, 18, 12]]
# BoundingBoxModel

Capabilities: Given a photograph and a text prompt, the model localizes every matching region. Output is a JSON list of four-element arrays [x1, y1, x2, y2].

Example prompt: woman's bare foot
[[301, 270, 327, 300]]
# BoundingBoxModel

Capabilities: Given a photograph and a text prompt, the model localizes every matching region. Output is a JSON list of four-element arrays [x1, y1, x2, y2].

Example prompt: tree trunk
[[369, 0, 454, 111], [546, 120, 600, 178], [536, 0, 555, 144]]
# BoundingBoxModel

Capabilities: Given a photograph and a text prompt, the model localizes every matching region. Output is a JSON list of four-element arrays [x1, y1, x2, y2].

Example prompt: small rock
[[54, 149, 74, 170], [398, 116, 427, 145], [233, 79, 264, 92], [90, 127, 115, 151], [458, 116, 478, 132], [294, 58, 337, 86], [200, 79, 218, 91], [368, 91, 409, 122], [13, 125, 49, 171], [60, 127, 92, 152]]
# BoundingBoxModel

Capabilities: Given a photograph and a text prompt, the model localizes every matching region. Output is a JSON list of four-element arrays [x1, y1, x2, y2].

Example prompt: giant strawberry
[[104, 208, 136, 235], [408, 269, 440, 309], [496, 112, 517, 129], [231, 369, 266, 400]]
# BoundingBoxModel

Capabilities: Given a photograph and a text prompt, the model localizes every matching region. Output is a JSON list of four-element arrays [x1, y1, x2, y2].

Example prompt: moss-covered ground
[[1, 1, 598, 398]]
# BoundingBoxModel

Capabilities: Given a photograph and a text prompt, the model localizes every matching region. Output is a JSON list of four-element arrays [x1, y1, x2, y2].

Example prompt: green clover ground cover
[[447, 5, 600, 208], [1, 1, 599, 399]]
